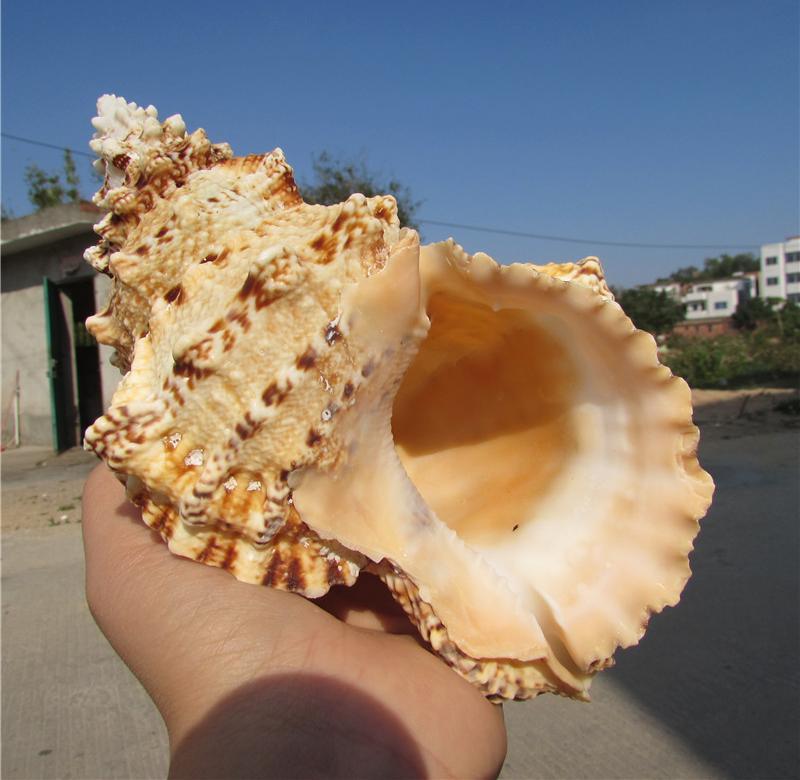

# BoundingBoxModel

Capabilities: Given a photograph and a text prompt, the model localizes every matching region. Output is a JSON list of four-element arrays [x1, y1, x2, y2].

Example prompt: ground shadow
[[168, 673, 429, 779], [608, 429, 799, 778]]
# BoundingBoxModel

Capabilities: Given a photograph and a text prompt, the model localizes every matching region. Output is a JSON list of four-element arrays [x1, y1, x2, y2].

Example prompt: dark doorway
[[43, 277, 104, 451]]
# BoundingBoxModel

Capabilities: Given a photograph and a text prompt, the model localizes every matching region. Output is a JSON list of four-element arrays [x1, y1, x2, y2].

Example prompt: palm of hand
[[83, 466, 507, 779]]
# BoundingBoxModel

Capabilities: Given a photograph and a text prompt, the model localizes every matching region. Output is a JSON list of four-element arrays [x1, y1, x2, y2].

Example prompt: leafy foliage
[[663, 335, 752, 387], [656, 253, 759, 284], [300, 152, 420, 230], [732, 297, 779, 331], [24, 165, 65, 210], [24, 150, 82, 211], [774, 300, 800, 340], [615, 287, 686, 335], [663, 302, 800, 387]]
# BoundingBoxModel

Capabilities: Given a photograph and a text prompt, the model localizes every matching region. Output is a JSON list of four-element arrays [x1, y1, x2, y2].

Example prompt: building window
[[689, 301, 706, 311], [765, 256, 778, 265], [696, 285, 712, 292], [714, 301, 728, 310], [786, 252, 800, 264], [788, 293, 800, 303], [766, 277, 780, 286], [786, 272, 800, 283]]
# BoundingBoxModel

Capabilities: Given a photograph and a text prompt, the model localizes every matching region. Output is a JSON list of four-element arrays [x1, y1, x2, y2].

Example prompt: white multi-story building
[[681, 276, 755, 320], [760, 236, 800, 302], [652, 281, 683, 298]]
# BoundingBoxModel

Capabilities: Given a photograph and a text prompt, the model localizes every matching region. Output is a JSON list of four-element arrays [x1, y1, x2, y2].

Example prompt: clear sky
[[2, 0, 798, 286]]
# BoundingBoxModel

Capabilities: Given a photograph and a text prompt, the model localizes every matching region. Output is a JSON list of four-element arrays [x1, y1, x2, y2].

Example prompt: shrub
[[662, 329, 799, 388]]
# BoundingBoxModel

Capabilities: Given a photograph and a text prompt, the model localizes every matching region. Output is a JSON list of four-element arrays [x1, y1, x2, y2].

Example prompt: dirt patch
[[692, 387, 800, 441], [1, 447, 99, 533]]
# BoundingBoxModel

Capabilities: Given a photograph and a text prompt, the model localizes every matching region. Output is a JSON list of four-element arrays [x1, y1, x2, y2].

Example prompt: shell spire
[[84, 94, 232, 325]]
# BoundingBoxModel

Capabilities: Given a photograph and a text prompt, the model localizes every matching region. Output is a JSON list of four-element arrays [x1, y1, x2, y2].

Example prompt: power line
[[2, 132, 95, 158], [418, 219, 761, 251], [1, 131, 764, 251]]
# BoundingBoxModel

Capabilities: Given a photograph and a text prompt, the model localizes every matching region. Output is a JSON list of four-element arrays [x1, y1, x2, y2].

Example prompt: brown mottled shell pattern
[[129, 478, 363, 593], [85, 96, 392, 598], [84, 95, 714, 702]]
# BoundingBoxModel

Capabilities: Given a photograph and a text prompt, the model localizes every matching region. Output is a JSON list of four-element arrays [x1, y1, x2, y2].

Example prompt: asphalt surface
[[2, 426, 799, 779]]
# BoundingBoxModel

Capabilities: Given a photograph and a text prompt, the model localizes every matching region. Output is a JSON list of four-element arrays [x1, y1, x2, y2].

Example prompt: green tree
[[663, 334, 749, 387], [301, 151, 420, 230], [777, 301, 800, 340], [660, 253, 759, 285], [24, 150, 82, 211], [658, 265, 700, 284], [699, 253, 759, 280], [616, 287, 686, 335], [732, 296, 779, 331]]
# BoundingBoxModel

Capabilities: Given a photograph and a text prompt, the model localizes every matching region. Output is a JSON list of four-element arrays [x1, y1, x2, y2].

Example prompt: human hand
[[83, 465, 507, 779]]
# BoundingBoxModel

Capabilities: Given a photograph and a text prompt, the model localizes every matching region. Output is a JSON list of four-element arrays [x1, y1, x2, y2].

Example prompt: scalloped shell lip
[[292, 239, 714, 688]]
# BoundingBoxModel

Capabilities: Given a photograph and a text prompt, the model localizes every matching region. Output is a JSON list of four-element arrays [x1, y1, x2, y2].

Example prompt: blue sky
[[2, 0, 797, 286]]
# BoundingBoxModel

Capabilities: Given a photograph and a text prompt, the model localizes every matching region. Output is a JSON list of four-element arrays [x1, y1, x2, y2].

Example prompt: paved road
[[1, 446, 96, 531], [2, 429, 798, 779]]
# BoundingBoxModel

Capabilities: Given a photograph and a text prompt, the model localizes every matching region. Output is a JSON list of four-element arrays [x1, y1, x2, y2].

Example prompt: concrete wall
[[673, 317, 735, 338], [1, 202, 103, 247], [1, 233, 119, 447]]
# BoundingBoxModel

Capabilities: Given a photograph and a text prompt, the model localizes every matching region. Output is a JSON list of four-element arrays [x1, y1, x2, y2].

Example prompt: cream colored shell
[[84, 95, 714, 700]]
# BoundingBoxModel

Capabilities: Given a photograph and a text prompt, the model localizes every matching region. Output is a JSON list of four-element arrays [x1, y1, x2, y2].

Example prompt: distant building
[[760, 236, 800, 302], [1, 203, 120, 450], [652, 275, 757, 314], [681, 276, 755, 321], [652, 281, 683, 299], [647, 274, 757, 338]]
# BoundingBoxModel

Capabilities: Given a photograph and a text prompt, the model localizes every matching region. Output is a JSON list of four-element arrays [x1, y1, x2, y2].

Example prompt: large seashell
[[84, 95, 714, 701]]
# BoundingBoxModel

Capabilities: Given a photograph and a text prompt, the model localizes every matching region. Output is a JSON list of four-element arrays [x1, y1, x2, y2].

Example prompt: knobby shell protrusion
[[84, 95, 714, 701]]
